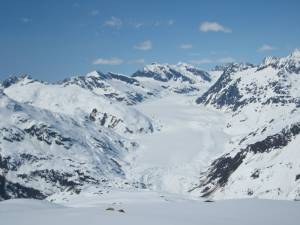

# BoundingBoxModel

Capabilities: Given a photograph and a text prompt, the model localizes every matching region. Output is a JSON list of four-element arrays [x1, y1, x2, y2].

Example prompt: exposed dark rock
[[0, 174, 46, 200], [106, 207, 115, 211], [251, 169, 260, 179], [60, 73, 107, 90], [1, 76, 19, 88], [185, 67, 211, 82], [247, 189, 254, 196], [24, 124, 73, 149], [107, 72, 140, 85], [89, 108, 97, 121], [132, 66, 196, 84], [0, 127, 25, 142], [127, 92, 144, 103], [118, 209, 125, 213], [194, 122, 300, 197], [173, 86, 199, 94], [196, 64, 248, 110]]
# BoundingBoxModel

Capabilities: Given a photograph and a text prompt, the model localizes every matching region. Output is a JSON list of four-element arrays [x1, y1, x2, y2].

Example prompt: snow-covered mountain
[[59, 71, 154, 105], [132, 63, 213, 95], [0, 90, 138, 200], [3, 75, 154, 136], [191, 49, 300, 200], [1, 50, 300, 202], [0, 62, 213, 200]]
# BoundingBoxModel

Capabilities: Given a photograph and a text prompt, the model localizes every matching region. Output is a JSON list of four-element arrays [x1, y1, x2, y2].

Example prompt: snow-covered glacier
[[1, 51, 300, 203]]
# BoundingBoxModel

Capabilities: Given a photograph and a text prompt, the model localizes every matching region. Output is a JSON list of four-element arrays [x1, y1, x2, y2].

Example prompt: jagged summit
[[132, 62, 211, 84], [85, 70, 105, 78], [1, 75, 34, 88], [262, 56, 279, 66], [212, 62, 255, 73], [289, 48, 300, 58], [197, 50, 300, 111], [259, 49, 300, 74]]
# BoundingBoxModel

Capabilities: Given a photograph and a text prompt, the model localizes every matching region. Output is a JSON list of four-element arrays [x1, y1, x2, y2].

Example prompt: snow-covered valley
[[1, 50, 300, 224], [125, 95, 229, 194]]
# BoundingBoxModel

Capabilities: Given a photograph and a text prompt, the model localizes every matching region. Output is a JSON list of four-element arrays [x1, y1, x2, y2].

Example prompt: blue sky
[[0, 0, 300, 81]]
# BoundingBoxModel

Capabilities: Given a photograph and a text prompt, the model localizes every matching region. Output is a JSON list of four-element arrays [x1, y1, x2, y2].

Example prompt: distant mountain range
[[1, 49, 300, 201]]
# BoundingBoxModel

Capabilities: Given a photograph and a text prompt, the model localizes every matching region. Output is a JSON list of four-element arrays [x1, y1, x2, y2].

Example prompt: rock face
[[196, 63, 254, 111]]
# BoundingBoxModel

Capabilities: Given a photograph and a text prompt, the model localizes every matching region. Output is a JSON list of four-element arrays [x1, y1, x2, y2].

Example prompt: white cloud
[[134, 40, 152, 50], [21, 17, 31, 23], [217, 57, 236, 63], [129, 58, 145, 64], [199, 21, 232, 33], [179, 44, 193, 49], [92, 57, 123, 65], [90, 10, 99, 16], [257, 44, 277, 52], [189, 59, 213, 64], [104, 16, 122, 28]]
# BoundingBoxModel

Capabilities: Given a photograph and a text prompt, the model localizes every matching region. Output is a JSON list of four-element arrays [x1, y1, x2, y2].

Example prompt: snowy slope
[[3, 75, 154, 136], [0, 90, 141, 200], [192, 49, 300, 200], [1, 192, 300, 225], [60, 71, 155, 105]]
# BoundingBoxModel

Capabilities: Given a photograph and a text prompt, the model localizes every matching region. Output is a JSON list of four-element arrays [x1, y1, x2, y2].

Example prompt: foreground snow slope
[[0, 191, 299, 225]]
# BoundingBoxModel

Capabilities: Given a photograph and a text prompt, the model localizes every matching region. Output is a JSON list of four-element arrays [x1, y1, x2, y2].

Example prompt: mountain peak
[[85, 70, 105, 78], [1, 74, 33, 88], [176, 62, 192, 67], [262, 56, 279, 66], [215, 62, 255, 73], [288, 48, 300, 59]]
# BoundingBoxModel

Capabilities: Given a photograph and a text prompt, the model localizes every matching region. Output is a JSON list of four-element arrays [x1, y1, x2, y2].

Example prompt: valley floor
[[126, 95, 229, 193], [1, 190, 299, 225]]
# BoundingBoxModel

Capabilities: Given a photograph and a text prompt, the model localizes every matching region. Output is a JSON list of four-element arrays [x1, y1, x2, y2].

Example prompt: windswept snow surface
[[125, 95, 230, 194], [0, 191, 299, 225]]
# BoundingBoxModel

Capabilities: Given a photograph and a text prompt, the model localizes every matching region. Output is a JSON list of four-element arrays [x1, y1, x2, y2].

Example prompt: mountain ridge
[[1, 50, 300, 201]]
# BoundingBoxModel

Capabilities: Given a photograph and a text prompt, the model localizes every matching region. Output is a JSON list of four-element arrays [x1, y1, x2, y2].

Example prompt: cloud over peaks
[[257, 44, 277, 52], [104, 17, 123, 28], [199, 21, 232, 33], [92, 57, 123, 65], [179, 44, 193, 49], [134, 40, 152, 50]]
